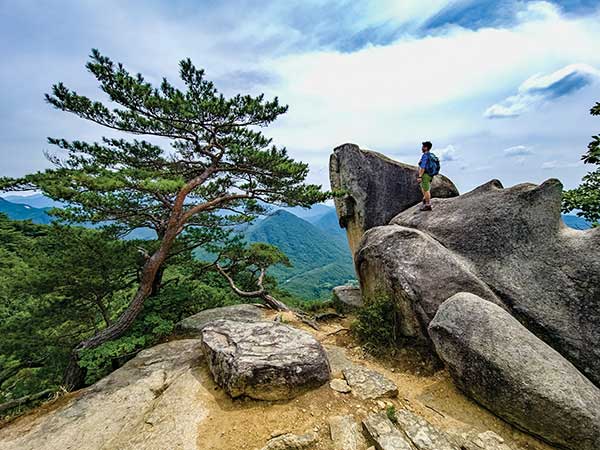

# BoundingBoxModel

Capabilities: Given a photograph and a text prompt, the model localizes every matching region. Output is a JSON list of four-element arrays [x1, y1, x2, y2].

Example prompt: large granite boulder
[[329, 143, 459, 255], [429, 293, 600, 450], [0, 340, 207, 450], [357, 178, 600, 385], [200, 319, 330, 400]]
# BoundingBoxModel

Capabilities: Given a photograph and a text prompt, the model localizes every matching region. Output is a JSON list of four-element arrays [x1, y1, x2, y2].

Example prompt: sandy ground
[[194, 311, 557, 450]]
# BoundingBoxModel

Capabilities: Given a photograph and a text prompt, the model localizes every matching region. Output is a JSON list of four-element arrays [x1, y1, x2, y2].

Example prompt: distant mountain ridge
[[1, 195, 592, 300], [243, 209, 355, 299], [0, 198, 53, 224]]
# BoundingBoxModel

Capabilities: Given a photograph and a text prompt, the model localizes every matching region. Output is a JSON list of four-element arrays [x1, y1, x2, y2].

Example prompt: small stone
[[330, 379, 352, 393], [376, 400, 386, 409], [270, 430, 286, 439]]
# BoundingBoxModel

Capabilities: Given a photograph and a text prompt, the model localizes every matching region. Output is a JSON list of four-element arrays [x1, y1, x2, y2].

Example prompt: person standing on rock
[[417, 141, 439, 211]]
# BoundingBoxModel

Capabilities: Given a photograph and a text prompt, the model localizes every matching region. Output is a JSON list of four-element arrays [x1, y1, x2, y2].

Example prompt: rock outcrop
[[329, 143, 459, 254], [429, 293, 600, 450], [332, 285, 363, 311], [393, 408, 459, 450], [200, 319, 330, 400], [0, 340, 206, 450], [357, 178, 600, 386]]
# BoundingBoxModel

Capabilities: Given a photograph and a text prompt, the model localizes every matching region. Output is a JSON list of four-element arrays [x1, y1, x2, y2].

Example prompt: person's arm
[[417, 154, 427, 180]]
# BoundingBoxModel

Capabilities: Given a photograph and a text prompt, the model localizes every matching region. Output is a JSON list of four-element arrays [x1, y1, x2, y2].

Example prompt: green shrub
[[351, 295, 398, 354]]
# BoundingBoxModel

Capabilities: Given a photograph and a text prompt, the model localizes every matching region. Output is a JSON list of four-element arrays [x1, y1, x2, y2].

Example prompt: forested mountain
[[244, 210, 355, 299], [312, 209, 346, 237]]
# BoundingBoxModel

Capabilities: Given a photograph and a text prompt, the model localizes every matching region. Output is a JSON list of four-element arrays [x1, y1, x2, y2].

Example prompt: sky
[[1, 0, 600, 195]]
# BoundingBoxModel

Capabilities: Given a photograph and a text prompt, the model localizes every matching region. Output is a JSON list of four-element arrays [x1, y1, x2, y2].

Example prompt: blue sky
[[1, 0, 599, 195]]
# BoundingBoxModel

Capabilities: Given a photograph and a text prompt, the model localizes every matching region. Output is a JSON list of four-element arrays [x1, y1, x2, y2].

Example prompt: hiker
[[417, 141, 440, 211]]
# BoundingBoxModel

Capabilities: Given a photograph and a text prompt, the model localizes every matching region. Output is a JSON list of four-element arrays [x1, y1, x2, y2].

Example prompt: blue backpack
[[426, 153, 440, 176]]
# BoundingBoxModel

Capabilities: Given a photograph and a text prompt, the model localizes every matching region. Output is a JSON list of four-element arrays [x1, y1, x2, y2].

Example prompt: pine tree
[[1, 50, 327, 389]]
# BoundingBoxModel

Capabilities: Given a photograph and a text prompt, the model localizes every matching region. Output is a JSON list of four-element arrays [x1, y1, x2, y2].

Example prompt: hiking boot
[[420, 204, 432, 211]]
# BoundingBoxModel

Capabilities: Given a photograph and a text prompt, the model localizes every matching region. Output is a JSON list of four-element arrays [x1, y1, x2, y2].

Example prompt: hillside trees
[[562, 101, 600, 225], [0, 216, 139, 407], [0, 50, 327, 389]]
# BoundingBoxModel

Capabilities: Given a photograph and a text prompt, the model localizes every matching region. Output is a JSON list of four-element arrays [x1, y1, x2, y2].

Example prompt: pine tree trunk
[[62, 227, 178, 391], [62, 353, 87, 391]]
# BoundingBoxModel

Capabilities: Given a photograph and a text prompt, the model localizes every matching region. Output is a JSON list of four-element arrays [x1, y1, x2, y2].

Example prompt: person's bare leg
[[424, 190, 431, 205]]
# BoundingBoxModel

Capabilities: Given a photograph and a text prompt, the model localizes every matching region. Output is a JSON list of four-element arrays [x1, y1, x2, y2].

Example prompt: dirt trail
[[195, 311, 557, 450]]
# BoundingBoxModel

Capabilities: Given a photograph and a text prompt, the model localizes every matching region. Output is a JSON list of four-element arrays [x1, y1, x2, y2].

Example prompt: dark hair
[[422, 141, 432, 150]]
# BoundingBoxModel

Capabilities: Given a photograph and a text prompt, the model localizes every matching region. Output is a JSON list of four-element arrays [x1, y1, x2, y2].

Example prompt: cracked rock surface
[[200, 319, 330, 400], [342, 365, 398, 400]]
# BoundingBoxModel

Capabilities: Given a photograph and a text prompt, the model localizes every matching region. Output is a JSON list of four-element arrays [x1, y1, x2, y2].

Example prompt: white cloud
[[504, 145, 533, 157], [516, 1, 561, 22], [542, 160, 580, 169], [484, 63, 600, 118], [435, 144, 459, 161]]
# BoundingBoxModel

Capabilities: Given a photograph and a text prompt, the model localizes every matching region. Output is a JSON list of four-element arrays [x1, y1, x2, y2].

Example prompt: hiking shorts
[[420, 173, 432, 192]]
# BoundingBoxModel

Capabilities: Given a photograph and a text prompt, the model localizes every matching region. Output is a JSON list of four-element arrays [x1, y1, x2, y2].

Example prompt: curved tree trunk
[[62, 228, 177, 391]]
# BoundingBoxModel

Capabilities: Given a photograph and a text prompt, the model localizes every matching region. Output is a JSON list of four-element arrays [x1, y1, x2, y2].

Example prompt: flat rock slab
[[0, 340, 206, 450], [362, 413, 413, 450], [261, 432, 318, 450], [394, 409, 459, 450], [329, 415, 367, 450], [176, 304, 265, 334], [343, 365, 398, 400], [326, 346, 355, 378], [201, 319, 330, 400]]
